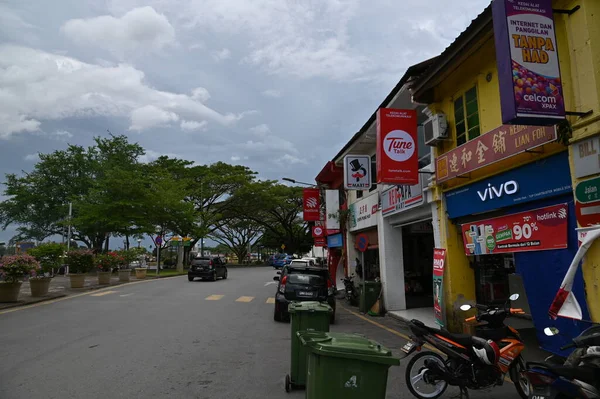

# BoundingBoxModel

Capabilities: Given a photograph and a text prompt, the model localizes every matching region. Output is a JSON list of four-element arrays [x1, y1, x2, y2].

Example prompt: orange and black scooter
[[402, 294, 529, 399]]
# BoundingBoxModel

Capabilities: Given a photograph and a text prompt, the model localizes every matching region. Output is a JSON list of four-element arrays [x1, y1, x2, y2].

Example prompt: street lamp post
[[282, 177, 318, 187]]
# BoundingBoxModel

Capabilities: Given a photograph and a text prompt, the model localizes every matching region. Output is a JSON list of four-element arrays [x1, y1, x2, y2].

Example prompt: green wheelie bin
[[359, 280, 382, 313], [285, 301, 332, 392], [298, 330, 400, 399]]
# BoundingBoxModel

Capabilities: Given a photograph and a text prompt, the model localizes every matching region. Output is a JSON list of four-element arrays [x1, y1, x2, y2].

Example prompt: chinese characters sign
[[492, 0, 565, 124], [436, 124, 556, 183], [432, 248, 446, 327], [381, 180, 424, 217], [344, 155, 372, 190], [461, 203, 568, 256], [302, 188, 321, 221], [348, 193, 379, 232], [376, 108, 419, 185]]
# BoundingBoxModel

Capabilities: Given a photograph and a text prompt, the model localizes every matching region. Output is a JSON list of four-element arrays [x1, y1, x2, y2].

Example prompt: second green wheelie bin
[[359, 280, 382, 313], [298, 330, 400, 399], [285, 301, 332, 392]]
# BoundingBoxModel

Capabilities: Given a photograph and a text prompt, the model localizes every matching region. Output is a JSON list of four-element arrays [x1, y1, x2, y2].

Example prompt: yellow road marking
[[0, 275, 184, 316], [205, 295, 224, 301], [236, 296, 254, 303], [90, 291, 117, 297], [266, 297, 275, 304], [340, 305, 514, 384]]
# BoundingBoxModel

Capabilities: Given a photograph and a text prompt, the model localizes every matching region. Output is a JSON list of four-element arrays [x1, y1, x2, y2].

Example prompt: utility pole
[[200, 180, 205, 256]]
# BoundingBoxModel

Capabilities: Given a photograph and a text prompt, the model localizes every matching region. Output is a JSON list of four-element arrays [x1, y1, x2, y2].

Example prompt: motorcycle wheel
[[406, 351, 448, 399], [509, 355, 530, 399]]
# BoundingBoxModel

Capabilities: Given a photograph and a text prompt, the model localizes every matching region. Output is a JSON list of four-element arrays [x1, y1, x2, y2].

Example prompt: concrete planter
[[97, 271, 112, 285], [135, 268, 147, 279], [0, 282, 22, 302], [118, 269, 131, 282], [69, 274, 86, 288], [29, 278, 52, 297]]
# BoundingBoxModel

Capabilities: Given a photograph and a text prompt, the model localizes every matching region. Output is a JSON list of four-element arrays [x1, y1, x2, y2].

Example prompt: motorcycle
[[524, 325, 600, 399], [342, 275, 359, 306], [403, 293, 529, 399]]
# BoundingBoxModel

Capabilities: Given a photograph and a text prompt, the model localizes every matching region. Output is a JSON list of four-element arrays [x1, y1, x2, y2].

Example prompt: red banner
[[314, 237, 326, 247], [376, 108, 418, 185], [303, 188, 320, 221], [312, 226, 324, 238], [433, 248, 446, 327], [461, 204, 568, 256], [436, 125, 556, 183]]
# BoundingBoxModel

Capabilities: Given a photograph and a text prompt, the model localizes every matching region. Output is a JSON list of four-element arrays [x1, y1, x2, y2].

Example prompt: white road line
[[119, 293, 134, 297], [264, 282, 277, 286]]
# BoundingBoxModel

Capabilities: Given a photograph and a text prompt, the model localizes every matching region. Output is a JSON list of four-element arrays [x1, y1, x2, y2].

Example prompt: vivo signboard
[[492, 0, 565, 124], [445, 152, 571, 219]]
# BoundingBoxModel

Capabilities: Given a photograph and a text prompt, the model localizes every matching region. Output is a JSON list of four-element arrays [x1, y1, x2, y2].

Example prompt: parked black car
[[188, 256, 228, 281], [272, 264, 336, 323]]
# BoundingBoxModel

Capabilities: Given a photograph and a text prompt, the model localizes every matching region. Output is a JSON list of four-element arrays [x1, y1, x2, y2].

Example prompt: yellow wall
[[563, 0, 600, 322], [427, 0, 587, 330]]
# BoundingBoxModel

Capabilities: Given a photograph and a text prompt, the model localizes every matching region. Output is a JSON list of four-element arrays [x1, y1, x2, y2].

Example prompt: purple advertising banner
[[492, 0, 565, 125]]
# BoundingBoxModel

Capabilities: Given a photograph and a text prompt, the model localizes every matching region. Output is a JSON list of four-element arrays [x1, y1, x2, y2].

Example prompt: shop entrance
[[470, 254, 516, 306], [401, 221, 435, 309]]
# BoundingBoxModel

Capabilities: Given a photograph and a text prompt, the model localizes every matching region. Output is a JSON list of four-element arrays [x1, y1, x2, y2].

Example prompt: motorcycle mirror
[[544, 327, 560, 336], [509, 293, 520, 301], [459, 304, 472, 311]]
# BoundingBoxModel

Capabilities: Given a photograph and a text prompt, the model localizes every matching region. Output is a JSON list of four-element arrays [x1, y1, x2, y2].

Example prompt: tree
[[231, 181, 312, 255], [209, 217, 262, 264]]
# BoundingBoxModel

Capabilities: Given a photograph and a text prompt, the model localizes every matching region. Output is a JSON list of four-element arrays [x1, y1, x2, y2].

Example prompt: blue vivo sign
[[445, 152, 571, 219], [327, 233, 343, 248]]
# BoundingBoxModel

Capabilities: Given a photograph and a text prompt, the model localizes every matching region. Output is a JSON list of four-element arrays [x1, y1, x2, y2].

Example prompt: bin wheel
[[285, 374, 291, 393]]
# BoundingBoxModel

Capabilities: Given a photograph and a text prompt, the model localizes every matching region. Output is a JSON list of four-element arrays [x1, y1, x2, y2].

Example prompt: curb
[[0, 293, 68, 311]]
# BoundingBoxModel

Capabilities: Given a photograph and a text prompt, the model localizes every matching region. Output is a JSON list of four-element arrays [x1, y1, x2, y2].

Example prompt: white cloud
[[190, 87, 210, 103], [53, 130, 74, 139], [180, 120, 207, 131], [24, 153, 39, 162], [249, 124, 270, 137], [212, 48, 231, 62], [262, 89, 282, 98], [277, 153, 306, 165], [61, 6, 176, 59], [0, 45, 253, 138], [130, 105, 179, 131]]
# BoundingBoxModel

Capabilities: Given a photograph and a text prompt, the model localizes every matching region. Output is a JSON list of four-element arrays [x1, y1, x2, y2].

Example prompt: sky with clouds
[[0, 0, 491, 244]]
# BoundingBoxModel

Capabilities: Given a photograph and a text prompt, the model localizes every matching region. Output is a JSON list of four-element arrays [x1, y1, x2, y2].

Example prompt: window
[[454, 86, 480, 146], [369, 155, 377, 192], [417, 124, 431, 169]]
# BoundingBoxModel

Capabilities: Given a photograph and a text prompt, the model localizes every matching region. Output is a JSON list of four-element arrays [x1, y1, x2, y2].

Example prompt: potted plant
[[0, 254, 39, 302], [28, 242, 65, 297], [123, 248, 146, 279], [95, 252, 118, 285], [65, 249, 94, 288], [116, 250, 134, 282]]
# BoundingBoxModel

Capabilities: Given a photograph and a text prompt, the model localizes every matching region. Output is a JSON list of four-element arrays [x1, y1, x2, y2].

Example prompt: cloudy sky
[[0, 0, 490, 244]]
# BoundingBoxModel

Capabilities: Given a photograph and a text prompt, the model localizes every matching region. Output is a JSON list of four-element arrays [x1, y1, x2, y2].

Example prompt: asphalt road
[[0, 267, 521, 398]]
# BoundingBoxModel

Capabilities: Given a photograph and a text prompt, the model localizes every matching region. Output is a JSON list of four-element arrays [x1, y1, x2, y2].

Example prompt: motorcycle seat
[[436, 328, 478, 348], [548, 365, 598, 386]]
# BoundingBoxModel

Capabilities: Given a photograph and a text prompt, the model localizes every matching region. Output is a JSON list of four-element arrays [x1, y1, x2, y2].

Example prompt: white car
[[288, 258, 319, 268]]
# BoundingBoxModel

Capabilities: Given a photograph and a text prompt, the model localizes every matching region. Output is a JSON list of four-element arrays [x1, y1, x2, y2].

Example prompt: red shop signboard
[[302, 188, 321, 221], [376, 108, 419, 185], [461, 203, 568, 256]]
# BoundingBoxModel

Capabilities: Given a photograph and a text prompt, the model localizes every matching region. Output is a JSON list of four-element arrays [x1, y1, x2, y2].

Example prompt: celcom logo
[[384, 130, 415, 162], [306, 197, 318, 208]]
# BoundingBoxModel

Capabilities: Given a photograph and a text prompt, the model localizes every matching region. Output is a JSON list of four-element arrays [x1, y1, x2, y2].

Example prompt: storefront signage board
[[376, 108, 419, 185], [573, 135, 600, 179], [432, 248, 446, 327], [461, 203, 568, 256], [325, 190, 340, 231], [381, 179, 424, 217], [436, 124, 557, 183], [445, 152, 571, 219], [344, 155, 372, 190], [314, 237, 326, 247], [348, 192, 379, 232], [574, 176, 600, 227], [492, 0, 565, 125], [327, 233, 343, 248], [302, 188, 321, 221]]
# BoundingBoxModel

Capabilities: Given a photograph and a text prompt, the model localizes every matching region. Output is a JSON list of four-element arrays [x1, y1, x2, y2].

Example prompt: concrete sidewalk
[[0, 272, 168, 311]]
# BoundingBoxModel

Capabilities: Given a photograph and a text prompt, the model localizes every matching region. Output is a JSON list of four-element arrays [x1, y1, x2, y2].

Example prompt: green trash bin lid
[[298, 331, 400, 366], [288, 301, 332, 314]]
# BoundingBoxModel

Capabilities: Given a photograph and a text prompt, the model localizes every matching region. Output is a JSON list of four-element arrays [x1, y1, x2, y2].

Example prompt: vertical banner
[[492, 0, 565, 124], [344, 155, 372, 190], [302, 188, 321, 221], [325, 190, 341, 231], [433, 248, 447, 327], [376, 108, 419, 185]]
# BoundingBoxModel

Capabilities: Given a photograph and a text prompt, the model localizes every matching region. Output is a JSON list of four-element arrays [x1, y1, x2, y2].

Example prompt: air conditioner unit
[[423, 113, 448, 146]]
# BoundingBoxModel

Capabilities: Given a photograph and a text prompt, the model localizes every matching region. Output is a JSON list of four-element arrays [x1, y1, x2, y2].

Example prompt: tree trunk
[[104, 235, 110, 252], [176, 246, 184, 273], [234, 248, 247, 265], [125, 235, 130, 250]]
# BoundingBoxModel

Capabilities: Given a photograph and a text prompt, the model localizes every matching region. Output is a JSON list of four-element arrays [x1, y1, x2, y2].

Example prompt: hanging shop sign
[[312, 226, 324, 238], [348, 192, 379, 232], [381, 179, 424, 217], [573, 135, 600, 179], [445, 152, 571, 219], [492, 0, 565, 125], [314, 237, 326, 247], [432, 248, 446, 327], [302, 188, 321, 221], [376, 108, 419, 185], [325, 190, 341, 231], [344, 155, 372, 190], [436, 124, 557, 183], [327, 233, 343, 248], [574, 176, 600, 227], [461, 203, 568, 256]]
